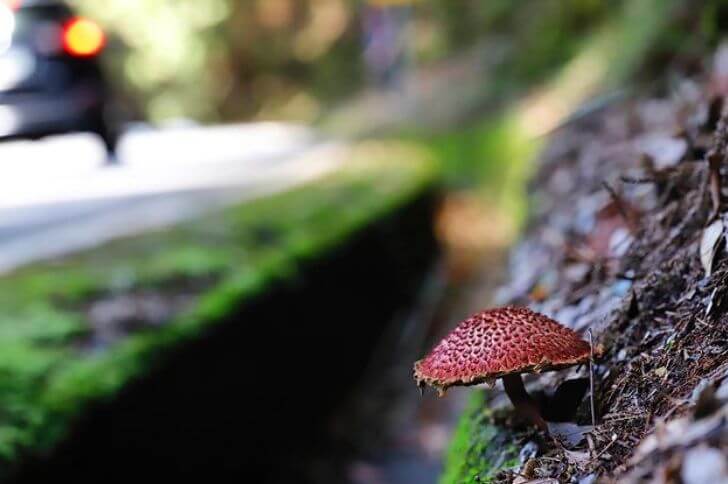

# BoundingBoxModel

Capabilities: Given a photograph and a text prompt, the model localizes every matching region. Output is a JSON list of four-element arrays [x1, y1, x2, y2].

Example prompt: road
[[0, 122, 345, 273]]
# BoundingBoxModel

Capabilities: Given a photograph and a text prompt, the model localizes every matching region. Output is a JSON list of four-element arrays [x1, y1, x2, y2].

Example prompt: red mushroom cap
[[414, 307, 592, 393]]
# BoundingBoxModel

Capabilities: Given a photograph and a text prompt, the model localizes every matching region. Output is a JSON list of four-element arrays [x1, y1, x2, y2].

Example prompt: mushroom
[[414, 306, 595, 431]]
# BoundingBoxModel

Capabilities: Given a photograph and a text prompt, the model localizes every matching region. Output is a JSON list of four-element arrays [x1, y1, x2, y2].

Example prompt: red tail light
[[62, 17, 105, 57], [2, 0, 21, 11]]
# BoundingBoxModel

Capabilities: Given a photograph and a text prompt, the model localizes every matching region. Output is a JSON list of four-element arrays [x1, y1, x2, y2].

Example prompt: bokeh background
[[69, 0, 725, 216], [0, 0, 726, 483]]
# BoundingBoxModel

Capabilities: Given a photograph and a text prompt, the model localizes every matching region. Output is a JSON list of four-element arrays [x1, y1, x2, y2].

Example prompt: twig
[[602, 414, 645, 422], [620, 175, 657, 185], [588, 328, 597, 427], [708, 151, 722, 220], [653, 192, 703, 255], [602, 181, 638, 233], [596, 433, 618, 459]]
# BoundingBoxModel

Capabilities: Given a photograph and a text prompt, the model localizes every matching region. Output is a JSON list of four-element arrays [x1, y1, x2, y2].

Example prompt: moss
[[440, 391, 519, 484], [0, 140, 438, 465]]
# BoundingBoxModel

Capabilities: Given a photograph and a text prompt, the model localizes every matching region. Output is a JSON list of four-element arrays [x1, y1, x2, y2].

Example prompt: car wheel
[[94, 120, 119, 163]]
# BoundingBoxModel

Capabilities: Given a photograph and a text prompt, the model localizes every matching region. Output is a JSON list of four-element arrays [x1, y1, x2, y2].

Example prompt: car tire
[[93, 119, 119, 163]]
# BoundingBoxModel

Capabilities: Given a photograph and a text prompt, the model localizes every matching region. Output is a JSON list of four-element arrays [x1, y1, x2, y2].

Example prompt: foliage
[[69, 0, 722, 126], [70, 0, 362, 122], [68, 0, 626, 124]]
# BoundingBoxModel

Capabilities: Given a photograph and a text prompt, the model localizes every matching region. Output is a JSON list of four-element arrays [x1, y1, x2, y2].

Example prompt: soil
[[487, 48, 728, 482]]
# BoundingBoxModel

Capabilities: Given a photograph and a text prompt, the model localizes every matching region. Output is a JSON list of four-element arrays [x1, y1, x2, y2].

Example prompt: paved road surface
[[0, 122, 345, 273]]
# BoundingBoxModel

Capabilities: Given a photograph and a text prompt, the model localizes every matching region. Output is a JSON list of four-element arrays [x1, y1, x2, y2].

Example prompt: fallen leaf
[[700, 219, 724, 277], [578, 474, 598, 484], [586, 198, 639, 258], [547, 422, 593, 447], [637, 134, 688, 169], [513, 479, 559, 484], [609, 227, 633, 257], [654, 367, 668, 378], [564, 449, 590, 465], [630, 405, 728, 463], [681, 445, 728, 484], [711, 42, 728, 96], [519, 441, 539, 464]]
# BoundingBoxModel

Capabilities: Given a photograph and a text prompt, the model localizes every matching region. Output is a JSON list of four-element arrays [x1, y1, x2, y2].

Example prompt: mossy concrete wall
[[0, 142, 440, 482]]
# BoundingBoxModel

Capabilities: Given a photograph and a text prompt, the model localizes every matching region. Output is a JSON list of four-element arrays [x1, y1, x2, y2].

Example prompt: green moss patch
[[440, 391, 519, 484], [0, 141, 438, 466]]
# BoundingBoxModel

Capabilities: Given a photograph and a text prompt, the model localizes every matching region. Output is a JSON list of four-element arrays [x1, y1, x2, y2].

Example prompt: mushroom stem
[[502, 373, 548, 432]]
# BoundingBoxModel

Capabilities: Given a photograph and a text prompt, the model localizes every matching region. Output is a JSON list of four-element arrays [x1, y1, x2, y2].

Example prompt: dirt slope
[[489, 48, 728, 482]]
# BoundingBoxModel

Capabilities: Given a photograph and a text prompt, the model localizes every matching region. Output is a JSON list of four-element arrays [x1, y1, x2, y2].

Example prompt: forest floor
[[466, 46, 728, 483]]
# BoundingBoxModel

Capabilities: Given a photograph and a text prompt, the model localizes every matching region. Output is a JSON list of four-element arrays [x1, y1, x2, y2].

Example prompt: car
[[0, 0, 120, 157]]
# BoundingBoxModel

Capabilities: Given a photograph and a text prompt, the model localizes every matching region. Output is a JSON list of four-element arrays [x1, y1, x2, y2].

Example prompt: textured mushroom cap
[[414, 307, 592, 393]]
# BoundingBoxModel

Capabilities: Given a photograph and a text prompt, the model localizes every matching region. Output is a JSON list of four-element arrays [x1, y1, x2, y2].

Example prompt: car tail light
[[62, 17, 105, 57], [2, 0, 21, 11]]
